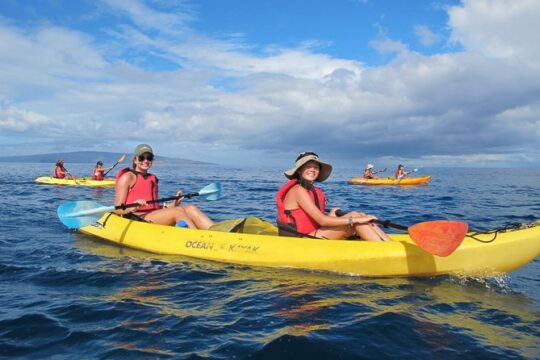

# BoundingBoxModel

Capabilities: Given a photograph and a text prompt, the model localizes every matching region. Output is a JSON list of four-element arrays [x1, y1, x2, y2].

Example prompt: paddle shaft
[[117, 192, 200, 210], [334, 209, 408, 231], [374, 219, 408, 231], [104, 155, 125, 176], [62, 167, 78, 182]]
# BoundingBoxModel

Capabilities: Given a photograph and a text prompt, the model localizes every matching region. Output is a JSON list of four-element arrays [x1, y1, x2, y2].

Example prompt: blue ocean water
[[1, 163, 539, 359]]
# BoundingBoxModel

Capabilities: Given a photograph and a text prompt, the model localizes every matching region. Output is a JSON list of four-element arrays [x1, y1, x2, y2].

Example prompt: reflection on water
[[74, 233, 540, 358]]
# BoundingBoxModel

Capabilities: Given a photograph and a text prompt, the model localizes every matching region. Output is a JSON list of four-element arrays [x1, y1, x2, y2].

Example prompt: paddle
[[334, 210, 467, 256], [103, 154, 126, 177], [57, 182, 221, 229], [63, 167, 79, 183]]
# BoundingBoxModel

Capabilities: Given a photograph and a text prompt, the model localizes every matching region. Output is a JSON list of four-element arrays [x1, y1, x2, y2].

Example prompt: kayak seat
[[209, 217, 278, 235]]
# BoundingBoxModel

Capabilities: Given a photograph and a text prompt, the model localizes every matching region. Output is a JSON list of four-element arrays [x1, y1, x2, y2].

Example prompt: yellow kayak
[[349, 176, 432, 186], [79, 213, 540, 277], [35, 176, 115, 187]]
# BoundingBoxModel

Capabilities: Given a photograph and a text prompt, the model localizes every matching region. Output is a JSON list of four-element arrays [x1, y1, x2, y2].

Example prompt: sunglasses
[[138, 153, 154, 162], [296, 151, 319, 162]]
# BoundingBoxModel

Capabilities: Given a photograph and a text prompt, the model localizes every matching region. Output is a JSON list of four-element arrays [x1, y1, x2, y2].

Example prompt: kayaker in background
[[363, 164, 379, 179], [54, 159, 74, 179], [276, 151, 390, 241], [395, 164, 410, 179], [92, 161, 113, 180], [114, 144, 214, 229]]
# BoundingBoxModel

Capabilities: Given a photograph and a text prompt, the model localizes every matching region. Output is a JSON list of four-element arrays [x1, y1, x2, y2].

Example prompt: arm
[[292, 186, 374, 227], [163, 191, 184, 208]]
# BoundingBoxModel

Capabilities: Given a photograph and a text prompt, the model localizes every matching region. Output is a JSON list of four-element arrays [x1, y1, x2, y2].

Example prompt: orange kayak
[[349, 176, 432, 186]]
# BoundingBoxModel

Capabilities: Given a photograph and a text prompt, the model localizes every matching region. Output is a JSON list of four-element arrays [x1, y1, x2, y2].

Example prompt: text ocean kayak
[[349, 176, 432, 186], [79, 213, 540, 278], [35, 176, 115, 187]]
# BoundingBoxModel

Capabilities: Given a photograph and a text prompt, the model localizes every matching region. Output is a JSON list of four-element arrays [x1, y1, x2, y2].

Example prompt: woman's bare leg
[[354, 223, 389, 241], [368, 223, 391, 241], [311, 225, 354, 240], [345, 210, 390, 241], [142, 207, 193, 226], [182, 204, 214, 230]]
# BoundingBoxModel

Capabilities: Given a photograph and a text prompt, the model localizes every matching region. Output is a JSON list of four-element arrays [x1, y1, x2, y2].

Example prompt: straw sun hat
[[284, 152, 333, 182]]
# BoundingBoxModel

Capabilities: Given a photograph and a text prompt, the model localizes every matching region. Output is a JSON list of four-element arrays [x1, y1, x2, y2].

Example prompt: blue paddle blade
[[199, 182, 221, 201], [57, 200, 107, 229]]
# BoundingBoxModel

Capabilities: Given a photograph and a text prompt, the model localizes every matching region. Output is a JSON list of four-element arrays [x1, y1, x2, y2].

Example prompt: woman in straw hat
[[363, 163, 379, 179], [276, 151, 389, 241], [113, 144, 214, 229]]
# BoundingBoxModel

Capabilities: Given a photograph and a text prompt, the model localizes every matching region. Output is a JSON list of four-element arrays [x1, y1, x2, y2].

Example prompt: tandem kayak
[[35, 176, 116, 187], [349, 176, 432, 186], [78, 213, 540, 278]]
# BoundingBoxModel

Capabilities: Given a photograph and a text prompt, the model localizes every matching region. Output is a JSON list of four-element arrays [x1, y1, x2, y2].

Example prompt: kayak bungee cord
[[467, 221, 540, 243]]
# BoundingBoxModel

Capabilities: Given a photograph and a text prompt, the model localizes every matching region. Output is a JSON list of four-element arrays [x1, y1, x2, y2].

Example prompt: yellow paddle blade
[[408, 221, 468, 257]]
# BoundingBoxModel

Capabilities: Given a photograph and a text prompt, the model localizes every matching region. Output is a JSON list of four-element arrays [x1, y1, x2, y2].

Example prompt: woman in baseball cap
[[113, 144, 214, 229]]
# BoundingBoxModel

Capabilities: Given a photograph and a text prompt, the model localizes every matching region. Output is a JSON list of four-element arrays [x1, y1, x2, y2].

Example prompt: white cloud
[[102, 0, 192, 32], [448, 0, 540, 66], [0, 0, 539, 167], [0, 106, 50, 132], [370, 37, 408, 55], [414, 25, 441, 47]]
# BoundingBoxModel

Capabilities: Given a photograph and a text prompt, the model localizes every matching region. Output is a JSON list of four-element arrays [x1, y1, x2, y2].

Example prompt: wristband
[[348, 216, 353, 227]]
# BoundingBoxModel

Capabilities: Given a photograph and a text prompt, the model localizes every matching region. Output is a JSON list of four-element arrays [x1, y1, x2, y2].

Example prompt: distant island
[[2, 151, 212, 165]]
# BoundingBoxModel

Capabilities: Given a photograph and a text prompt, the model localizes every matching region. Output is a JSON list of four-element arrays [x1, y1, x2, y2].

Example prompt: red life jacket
[[54, 166, 65, 179], [93, 167, 104, 180], [116, 168, 159, 212], [276, 179, 326, 235]]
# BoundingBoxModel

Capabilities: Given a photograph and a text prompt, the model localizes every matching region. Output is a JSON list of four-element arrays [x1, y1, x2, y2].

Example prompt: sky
[[1, 0, 539, 168]]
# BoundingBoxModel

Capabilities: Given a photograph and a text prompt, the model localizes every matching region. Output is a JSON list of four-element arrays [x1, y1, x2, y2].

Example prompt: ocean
[[1, 163, 539, 359]]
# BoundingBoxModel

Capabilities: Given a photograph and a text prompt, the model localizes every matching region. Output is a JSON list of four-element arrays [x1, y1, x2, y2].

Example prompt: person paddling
[[276, 152, 390, 241], [54, 159, 74, 179], [363, 164, 379, 179], [395, 164, 410, 179], [92, 161, 113, 180], [114, 144, 214, 229]]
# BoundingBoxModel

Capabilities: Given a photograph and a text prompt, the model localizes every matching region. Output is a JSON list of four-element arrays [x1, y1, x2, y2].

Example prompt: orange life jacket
[[116, 168, 159, 212], [54, 166, 65, 179], [276, 179, 326, 236], [92, 167, 104, 180]]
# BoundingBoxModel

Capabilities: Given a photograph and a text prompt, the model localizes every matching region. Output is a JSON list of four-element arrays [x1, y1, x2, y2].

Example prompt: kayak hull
[[35, 176, 115, 187], [349, 176, 432, 185], [79, 213, 540, 278]]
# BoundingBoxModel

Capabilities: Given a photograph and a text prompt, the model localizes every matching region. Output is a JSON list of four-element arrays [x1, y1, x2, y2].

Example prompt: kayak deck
[[349, 176, 432, 185], [35, 176, 115, 187], [79, 214, 540, 278]]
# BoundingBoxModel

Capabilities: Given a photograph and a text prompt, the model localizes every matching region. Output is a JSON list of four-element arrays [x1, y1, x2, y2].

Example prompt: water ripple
[[0, 164, 539, 359]]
